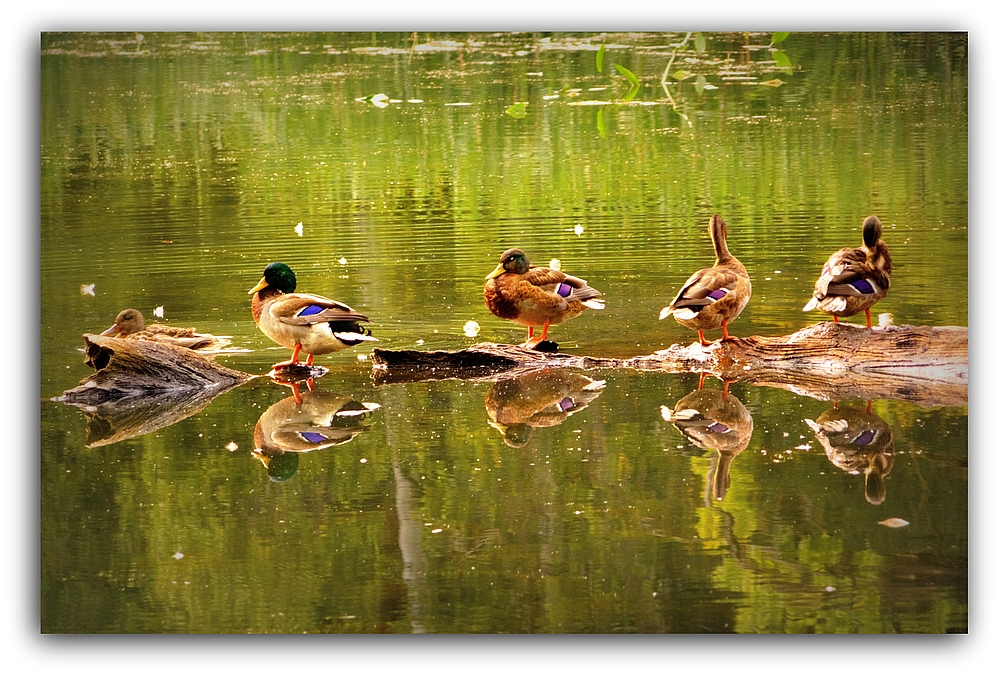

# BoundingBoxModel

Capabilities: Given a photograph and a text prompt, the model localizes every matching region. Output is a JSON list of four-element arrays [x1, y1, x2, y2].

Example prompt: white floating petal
[[338, 257, 348, 265], [549, 258, 561, 270], [80, 283, 95, 296], [225, 442, 239, 452], [294, 222, 304, 236], [463, 321, 481, 337], [879, 518, 910, 528], [153, 305, 164, 318]]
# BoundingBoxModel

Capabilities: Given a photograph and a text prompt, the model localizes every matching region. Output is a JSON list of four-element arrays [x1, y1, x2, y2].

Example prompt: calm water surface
[[40, 31, 967, 633]]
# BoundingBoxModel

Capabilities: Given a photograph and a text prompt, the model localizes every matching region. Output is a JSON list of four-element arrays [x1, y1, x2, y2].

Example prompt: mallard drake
[[659, 215, 752, 346], [484, 248, 604, 349], [248, 262, 377, 367], [485, 368, 606, 447], [802, 215, 892, 328], [661, 387, 754, 501], [100, 308, 231, 351], [804, 403, 894, 505]]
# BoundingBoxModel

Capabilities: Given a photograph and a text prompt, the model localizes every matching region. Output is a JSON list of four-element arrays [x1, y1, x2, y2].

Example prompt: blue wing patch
[[849, 279, 875, 295], [300, 431, 329, 444], [298, 305, 325, 317]]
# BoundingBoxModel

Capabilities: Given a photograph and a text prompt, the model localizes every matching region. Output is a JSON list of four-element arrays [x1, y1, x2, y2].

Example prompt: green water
[[40, 31, 967, 633]]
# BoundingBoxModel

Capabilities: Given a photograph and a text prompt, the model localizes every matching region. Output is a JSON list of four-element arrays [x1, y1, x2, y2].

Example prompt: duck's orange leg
[[524, 322, 551, 350], [719, 319, 738, 342], [723, 379, 730, 400], [528, 326, 535, 339], [698, 330, 709, 346], [698, 371, 707, 390], [273, 343, 303, 368], [832, 316, 839, 323], [865, 308, 873, 329], [866, 400, 873, 413], [306, 353, 314, 366]]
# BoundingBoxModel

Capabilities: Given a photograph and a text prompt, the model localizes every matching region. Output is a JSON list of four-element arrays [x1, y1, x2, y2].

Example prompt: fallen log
[[55, 334, 257, 446], [58, 333, 255, 404], [371, 322, 967, 408]]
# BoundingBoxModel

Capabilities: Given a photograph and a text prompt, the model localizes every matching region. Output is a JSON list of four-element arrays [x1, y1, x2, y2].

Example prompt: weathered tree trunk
[[55, 334, 257, 447], [371, 323, 967, 408], [59, 333, 255, 403]]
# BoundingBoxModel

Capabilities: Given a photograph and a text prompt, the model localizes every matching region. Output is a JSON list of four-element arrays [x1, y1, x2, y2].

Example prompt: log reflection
[[805, 404, 895, 505], [484, 368, 606, 447], [662, 386, 754, 501]]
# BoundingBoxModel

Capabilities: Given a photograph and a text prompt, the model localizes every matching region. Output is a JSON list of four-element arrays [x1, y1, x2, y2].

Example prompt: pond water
[[40, 31, 967, 633]]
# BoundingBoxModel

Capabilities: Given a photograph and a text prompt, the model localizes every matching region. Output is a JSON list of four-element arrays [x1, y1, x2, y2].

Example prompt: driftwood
[[371, 322, 967, 408], [59, 333, 254, 402], [52, 334, 256, 446], [54, 334, 256, 446]]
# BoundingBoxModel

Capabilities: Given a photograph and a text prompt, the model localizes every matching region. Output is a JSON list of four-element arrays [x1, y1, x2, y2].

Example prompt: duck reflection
[[661, 385, 753, 501], [485, 368, 606, 447], [805, 403, 894, 505], [252, 388, 380, 482]]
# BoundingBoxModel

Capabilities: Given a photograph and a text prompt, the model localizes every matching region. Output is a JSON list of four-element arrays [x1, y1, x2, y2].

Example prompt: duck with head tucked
[[100, 308, 231, 351], [659, 215, 752, 346], [484, 248, 604, 349], [803, 215, 891, 329], [248, 262, 377, 368]]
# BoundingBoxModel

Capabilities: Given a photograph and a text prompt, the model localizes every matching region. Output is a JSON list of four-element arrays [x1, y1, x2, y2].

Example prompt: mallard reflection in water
[[662, 387, 754, 501], [485, 368, 606, 447], [805, 404, 894, 505], [252, 389, 380, 482]]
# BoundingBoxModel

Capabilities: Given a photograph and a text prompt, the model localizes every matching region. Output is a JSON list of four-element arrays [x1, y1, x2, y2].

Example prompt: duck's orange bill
[[99, 324, 120, 336], [485, 264, 505, 280]]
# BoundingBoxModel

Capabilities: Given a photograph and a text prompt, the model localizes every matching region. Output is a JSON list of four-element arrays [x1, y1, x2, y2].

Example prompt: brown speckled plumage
[[660, 215, 752, 345]]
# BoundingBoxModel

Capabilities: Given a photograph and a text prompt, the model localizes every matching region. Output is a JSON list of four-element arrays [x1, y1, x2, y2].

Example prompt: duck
[[484, 248, 604, 349], [248, 262, 377, 368], [802, 215, 892, 328], [99, 308, 231, 351], [659, 214, 752, 346]]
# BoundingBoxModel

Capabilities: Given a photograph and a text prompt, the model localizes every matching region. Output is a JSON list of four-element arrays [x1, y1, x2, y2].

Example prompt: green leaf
[[672, 69, 695, 81], [614, 63, 639, 88], [771, 31, 789, 45], [505, 102, 528, 118], [772, 49, 792, 69], [596, 43, 606, 73], [760, 78, 784, 87], [596, 107, 606, 138], [694, 74, 707, 95], [694, 32, 706, 53], [623, 83, 640, 102]]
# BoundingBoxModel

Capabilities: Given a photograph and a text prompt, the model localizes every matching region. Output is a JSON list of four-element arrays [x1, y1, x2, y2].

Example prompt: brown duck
[[803, 215, 892, 328], [484, 248, 604, 349], [100, 308, 231, 351], [659, 215, 752, 345]]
